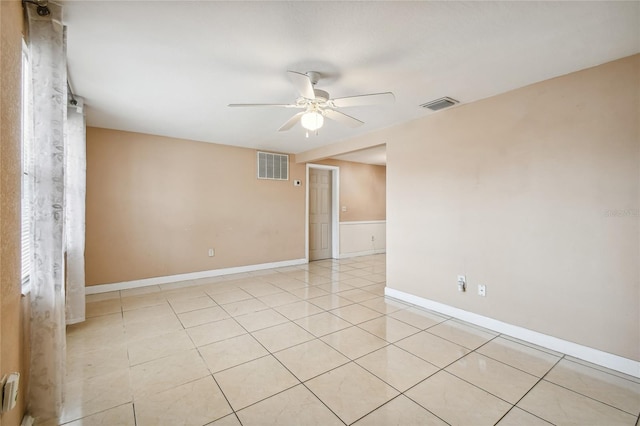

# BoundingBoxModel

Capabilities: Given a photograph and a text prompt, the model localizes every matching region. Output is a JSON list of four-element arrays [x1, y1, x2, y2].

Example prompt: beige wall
[[383, 55, 639, 361], [85, 128, 306, 285], [0, 1, 29, 424], [296, 133, 390, 164], [315, 159, 386, 222]]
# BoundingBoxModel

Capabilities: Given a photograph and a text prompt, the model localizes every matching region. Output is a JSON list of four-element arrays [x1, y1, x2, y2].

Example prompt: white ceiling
[[63, 1, 639, 159], [332, 145, 386, 166]]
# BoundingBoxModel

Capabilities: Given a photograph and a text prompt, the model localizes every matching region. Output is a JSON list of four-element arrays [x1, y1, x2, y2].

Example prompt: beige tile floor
[[54, 255, 639, 426]]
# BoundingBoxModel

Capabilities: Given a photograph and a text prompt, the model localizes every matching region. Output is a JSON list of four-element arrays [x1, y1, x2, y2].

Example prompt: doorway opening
[[305, 164, 339, 262]]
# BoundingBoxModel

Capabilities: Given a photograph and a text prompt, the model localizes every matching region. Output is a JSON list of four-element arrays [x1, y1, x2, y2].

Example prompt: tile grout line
[[66, 257, 385, 425], [397, 334, 508, 425], [206, 262, 388, 424], [540, 374, 640, 417], [445, 334, 538, 425], [259, 263, 387, 421], [491, 352, 566, 425], [210, 373, 245, 425], [539, 355, 640, 413], [215, 296, 348, 425], [75, 255, 637, 426], [296, 305, 445, 424], [473, 341, 561, 378], [556, 356, 640, 386], [347, 392, 450, 426], [195, 274, 299, 424]]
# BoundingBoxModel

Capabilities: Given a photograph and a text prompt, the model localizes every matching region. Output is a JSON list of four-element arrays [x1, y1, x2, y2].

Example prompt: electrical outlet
[[2, 372, 19, 413], [371, 235, 375, 242], [208, 248, 215, 257], [478, 284, 486, 297]]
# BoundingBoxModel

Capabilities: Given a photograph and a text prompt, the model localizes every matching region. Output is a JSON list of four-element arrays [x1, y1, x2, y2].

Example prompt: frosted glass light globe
[[301, 111, 324, 131]]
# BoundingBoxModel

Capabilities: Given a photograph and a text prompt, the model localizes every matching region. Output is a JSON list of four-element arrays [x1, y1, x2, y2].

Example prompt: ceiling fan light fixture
[[301, 111, 324, 131], [230, 70, 393, 133]]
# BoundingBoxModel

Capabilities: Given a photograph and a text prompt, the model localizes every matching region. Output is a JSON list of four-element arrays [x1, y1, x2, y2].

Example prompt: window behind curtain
[[21, 42, 33, 292]]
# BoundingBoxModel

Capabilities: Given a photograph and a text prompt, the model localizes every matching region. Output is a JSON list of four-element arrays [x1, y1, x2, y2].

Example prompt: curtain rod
[[24, 0, 79, 109], [67, 81, 78, 107], [22, 0, 50, 16]]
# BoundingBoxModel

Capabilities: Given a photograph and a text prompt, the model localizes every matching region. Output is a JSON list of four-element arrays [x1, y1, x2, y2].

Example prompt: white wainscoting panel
[[339, 221, 386, 258]]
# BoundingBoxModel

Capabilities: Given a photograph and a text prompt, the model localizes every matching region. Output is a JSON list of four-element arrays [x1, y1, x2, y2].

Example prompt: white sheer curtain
[[65, 102, 86, 325], [25, 1, 68, 419]]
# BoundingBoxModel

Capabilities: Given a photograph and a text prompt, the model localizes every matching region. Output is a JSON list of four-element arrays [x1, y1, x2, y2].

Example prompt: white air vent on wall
[[257, 151, 289, 180]]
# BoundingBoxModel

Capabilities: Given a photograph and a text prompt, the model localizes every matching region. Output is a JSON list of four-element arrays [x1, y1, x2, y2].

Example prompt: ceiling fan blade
[[228, 103, 299, 108], [324, 109, 364, 128], [287, 71, 315, 100], [278, 111, 305, 132], [331, 92, 395, 108]]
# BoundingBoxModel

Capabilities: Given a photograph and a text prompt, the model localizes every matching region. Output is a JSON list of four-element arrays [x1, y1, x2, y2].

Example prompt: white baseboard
[[86, 258, 308, 295], [66, 317, 85, 325], [385, 287, 640, 379], [340, 249, 386, 259]]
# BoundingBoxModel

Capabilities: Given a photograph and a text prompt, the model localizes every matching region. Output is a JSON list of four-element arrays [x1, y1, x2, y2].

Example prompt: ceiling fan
[[228, 71, 395, 136]]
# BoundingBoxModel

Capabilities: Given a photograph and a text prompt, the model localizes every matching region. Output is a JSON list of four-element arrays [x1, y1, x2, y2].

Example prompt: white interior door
[[309, 168, 332, 261]]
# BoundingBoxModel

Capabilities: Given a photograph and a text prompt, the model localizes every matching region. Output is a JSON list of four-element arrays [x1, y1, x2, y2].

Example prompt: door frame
[[305, 164, 340, 262]]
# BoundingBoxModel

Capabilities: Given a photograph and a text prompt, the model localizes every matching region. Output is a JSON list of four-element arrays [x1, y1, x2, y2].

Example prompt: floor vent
[[420, 97, 459, 111], [257, 151, 289, 180]]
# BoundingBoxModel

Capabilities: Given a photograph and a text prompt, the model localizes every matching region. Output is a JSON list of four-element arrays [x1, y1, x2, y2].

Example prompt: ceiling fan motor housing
[[313, 89, 329, 102]]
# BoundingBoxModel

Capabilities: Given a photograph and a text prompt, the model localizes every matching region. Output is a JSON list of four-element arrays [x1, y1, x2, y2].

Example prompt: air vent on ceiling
[[420, 97, 459, 111], [257, 151, 289, 181]]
